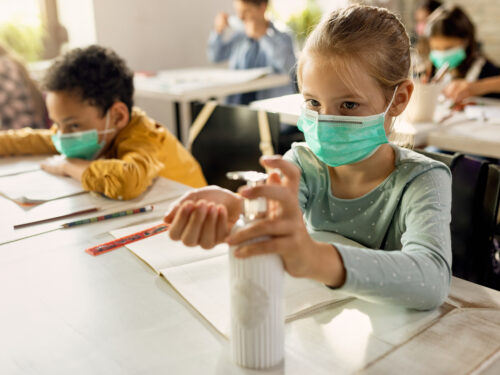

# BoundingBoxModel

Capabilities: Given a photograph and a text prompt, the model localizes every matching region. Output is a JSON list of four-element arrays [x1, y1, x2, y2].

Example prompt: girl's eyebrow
[[61, 116, 78, 123], [302, 91, 366, 101]]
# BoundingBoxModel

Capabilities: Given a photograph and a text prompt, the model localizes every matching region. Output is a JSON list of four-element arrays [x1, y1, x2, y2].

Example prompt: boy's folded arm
[[0, 128, 57, 156], [81, 151, 164, 200]]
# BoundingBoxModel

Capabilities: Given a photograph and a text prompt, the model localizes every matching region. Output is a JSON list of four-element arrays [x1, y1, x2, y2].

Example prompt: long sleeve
[[334, 168, 452, 310], [81, 110, 206, 200], [207, 31, 239, 63], [81, 135, 164, 200], [0, 127, 57, 156], [258, 29, 296, 75]]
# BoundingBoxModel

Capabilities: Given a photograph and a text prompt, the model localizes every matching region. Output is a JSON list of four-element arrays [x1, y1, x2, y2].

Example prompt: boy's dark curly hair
[[43, 45, 134, 116]]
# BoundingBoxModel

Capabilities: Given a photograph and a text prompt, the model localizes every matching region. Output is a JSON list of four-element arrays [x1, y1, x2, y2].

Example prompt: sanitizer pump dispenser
[[226, 171, 285, 369]]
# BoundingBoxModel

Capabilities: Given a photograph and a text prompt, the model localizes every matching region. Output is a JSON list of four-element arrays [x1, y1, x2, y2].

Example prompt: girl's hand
[[226, 156, 346, 287], [443, 79, 476, 103], [164, 186, 243, 249]]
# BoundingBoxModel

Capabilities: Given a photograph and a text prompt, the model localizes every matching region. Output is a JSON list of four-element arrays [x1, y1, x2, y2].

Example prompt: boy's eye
[[341, 102, 359, 110], [70, 123, 80, 130], [305, 99, 321, 109]]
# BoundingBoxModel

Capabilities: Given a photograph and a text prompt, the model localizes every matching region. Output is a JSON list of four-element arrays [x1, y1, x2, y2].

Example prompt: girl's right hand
[[164, 186, 243, 249]]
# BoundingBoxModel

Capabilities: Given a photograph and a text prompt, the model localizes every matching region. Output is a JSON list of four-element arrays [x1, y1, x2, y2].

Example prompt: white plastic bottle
[[226, 171, 285, 369]]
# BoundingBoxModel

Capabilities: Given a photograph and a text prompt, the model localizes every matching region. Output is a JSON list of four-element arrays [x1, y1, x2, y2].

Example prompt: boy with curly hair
[[0, 45, 206, 200]]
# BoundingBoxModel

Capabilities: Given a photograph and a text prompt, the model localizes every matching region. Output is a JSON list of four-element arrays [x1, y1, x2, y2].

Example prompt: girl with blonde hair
[[164, 4, 452, 310]]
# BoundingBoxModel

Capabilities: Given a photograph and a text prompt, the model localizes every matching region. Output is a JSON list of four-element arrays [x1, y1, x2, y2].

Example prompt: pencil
[[13, 207, 99, 229], [62, 205, 154, 228]]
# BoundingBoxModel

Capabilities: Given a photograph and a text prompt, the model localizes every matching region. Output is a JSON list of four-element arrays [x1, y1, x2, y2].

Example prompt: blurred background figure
[[414, 0, 442, 39], [208, 0, 297, 105], [0, 43, 47, 129], [426, 6, 500, 102]]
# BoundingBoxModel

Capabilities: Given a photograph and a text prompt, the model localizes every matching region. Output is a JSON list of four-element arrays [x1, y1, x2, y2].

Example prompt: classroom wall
[[92, 0, 232, 72]]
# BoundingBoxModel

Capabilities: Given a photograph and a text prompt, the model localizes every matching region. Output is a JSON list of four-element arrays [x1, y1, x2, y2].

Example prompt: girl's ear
[[388, 80, 414, 117], [109, 102, 130, 130]]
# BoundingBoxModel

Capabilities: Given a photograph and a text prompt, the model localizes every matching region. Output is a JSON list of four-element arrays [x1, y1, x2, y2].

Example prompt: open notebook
[[110, 222, 358, 337]]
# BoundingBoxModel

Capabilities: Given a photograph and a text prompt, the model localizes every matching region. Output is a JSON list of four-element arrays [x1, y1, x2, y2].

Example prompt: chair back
[[190, 103, 280, 191], [416, 149, 500, 289]]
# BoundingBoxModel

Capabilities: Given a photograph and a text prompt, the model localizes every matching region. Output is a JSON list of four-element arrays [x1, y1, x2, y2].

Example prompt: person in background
[[166, 5, 452, 310], [0, 45, 206, 200], [0, 43, 47, 130], [427, 6, 500, 102], [414, 0, 442, 39], [208, 0, 296, 105]]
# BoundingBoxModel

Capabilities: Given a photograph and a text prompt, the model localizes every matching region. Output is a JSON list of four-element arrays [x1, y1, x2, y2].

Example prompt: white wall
[[92, 0, 233, 71], [57, 0, 97, 50]]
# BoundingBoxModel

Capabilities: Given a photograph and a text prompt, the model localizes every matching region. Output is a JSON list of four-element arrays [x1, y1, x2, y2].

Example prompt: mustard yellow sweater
[[0, 108, 206, 199]]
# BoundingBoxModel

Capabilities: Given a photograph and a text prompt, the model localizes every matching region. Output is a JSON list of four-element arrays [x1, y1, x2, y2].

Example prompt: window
[[0, 0, 66, 61]]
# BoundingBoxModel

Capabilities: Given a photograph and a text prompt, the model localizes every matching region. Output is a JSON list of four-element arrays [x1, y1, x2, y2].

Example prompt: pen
[[430, 62, 450, 83], [62, 205, 154, 228]]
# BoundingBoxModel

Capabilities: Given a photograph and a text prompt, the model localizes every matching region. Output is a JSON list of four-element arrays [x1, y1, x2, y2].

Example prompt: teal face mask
[[297, 88, 397, 167], [429, 47, 466, 69], [51, 111, 113, 160]]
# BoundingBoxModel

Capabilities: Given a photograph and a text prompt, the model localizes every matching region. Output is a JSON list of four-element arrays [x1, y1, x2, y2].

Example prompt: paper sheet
[[0, 170, 85, 204], [110, 222, 352, 337], [135, 67, 272, 94], [0, 177, 190, 245], [0, 155, 46, 177]]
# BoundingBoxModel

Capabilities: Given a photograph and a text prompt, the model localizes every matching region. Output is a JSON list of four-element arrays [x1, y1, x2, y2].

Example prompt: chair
[[190, 103, 281, 191], [416, 149, 500, 290]]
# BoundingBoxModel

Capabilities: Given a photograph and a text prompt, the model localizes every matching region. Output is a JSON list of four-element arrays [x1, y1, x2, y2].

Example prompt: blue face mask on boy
[[51, 111, 114, 160], [297, 88, 398, 167]]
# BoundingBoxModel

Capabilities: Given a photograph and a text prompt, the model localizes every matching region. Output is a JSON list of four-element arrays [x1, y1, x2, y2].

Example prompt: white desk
[[1, 160, 499, 374], [134, 67, 291, 146], [251, 94, 500, 157]]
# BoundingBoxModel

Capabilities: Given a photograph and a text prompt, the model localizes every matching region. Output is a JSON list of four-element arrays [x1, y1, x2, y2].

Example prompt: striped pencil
[[62, 205, 154, 228]]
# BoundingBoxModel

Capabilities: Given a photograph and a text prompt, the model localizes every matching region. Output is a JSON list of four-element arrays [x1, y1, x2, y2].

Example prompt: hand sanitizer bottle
[[226, 171, 285, 369]]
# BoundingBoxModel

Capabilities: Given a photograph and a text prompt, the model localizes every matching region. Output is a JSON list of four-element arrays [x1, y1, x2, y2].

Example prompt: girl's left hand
[[226, 155, 346, 287]]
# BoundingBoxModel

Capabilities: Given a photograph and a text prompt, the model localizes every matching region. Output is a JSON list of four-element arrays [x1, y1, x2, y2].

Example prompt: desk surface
[[1, 161, 499, 374], [134, 67, 291, 102], [134, 67, 291, 145], [251, 94, 500, 158]]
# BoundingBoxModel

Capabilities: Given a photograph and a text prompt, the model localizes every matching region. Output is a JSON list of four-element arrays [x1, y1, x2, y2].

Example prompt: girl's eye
[[341, 102, 359, 110], [70, 123, 80, 130], [305, 99, 321, 108]]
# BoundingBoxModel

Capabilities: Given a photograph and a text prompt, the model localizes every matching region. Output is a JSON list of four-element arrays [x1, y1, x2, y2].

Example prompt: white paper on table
[[0, 170, 85, 204], [0, 155, 46, 177], [464, 105, 500, 122], [110, 223, 352, 337], [0, 177, 190, 245], [135, 67, 272, 94]]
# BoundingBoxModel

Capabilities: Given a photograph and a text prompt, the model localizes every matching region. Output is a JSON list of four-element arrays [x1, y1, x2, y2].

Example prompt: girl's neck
[[328, 144, 396, 199]]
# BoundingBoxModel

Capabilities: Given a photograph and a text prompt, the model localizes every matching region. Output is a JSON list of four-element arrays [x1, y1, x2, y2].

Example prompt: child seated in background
[[0, 43, 47, 130], [0, 45, 206, 200], [426, 6, 500, 102]]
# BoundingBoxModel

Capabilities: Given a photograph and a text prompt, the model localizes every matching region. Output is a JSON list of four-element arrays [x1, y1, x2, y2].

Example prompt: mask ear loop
[[387, 85, 415, 148], [91, 110, 114, 160]]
